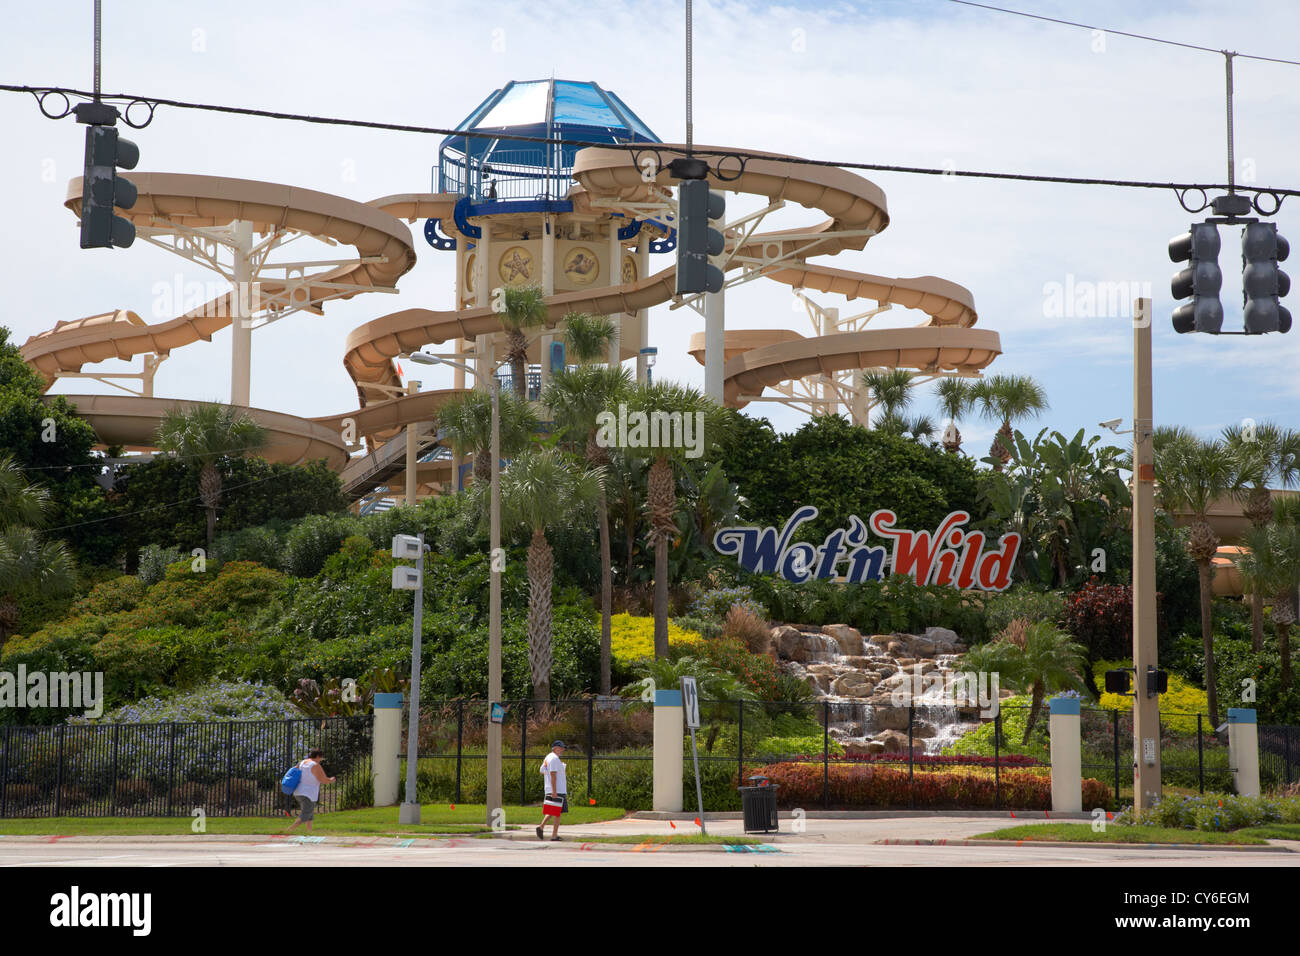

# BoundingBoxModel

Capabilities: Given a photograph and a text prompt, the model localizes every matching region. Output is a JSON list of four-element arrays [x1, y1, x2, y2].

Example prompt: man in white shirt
[[536, 741, 567, 841]]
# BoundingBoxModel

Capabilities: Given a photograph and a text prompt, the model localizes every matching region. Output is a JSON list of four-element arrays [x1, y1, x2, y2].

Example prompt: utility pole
[[1131, 297, 1161, 809]]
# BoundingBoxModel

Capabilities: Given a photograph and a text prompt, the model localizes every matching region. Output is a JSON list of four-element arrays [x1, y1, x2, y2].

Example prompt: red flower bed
[[750, 763, 1112, 810], [782, 753, 1043, 768]]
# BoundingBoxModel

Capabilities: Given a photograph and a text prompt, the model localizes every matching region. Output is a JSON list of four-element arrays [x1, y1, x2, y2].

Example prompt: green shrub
[[282, 513, 365, 577], [984, 586, 1064, 637], [137, 545, 183, 585], [72, 576, 147, 617]]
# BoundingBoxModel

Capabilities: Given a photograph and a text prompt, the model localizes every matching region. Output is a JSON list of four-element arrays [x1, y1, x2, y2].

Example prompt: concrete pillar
[[540, 214, 555, 395], [704, 290, 724, 404], [636, 233, 650, 383], [653, 689, 684, 811], [372, 692, 403, 806], [404, 379, 421, 506], [1131, 297, 1161, 809], [230, 220, 254, 407], [607, 226, 623, 367], [1048, 696, 1082, 812], [1228, 708, 1260, 797]]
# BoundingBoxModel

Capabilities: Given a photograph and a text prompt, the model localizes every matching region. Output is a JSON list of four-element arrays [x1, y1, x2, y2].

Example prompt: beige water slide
[[22, 143, 1000, 496]]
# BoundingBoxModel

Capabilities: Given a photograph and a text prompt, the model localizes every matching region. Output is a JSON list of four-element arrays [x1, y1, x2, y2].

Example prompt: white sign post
[[680, 676, 706, 835]]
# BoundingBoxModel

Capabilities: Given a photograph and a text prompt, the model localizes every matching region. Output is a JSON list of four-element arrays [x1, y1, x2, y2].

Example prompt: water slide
[[21, 145, 1000, 500]]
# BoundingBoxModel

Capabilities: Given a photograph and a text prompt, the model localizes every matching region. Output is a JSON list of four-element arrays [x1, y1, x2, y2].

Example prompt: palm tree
[[154, 404, 269, 554], [562, 312, 618, 365], [1235, 521, 1300, 690], [862, 368, 915, 424], [437, 388, 539, 486], [972, 374, 1049, 470], [1154, 434, 1243, 725], [935, 378, 976, 453], [0, 456, 75, 644], [1223, 421, 1300, 650], [963, 620, 1087, 743], [624, 382, 731, 659], [499, 447, 603, 702], [499, 284, 548, 399], [544, 364, 633, 695]]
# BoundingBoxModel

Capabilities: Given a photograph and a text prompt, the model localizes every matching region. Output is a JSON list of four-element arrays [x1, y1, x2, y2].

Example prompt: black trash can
[[738, 774, 779, 833]]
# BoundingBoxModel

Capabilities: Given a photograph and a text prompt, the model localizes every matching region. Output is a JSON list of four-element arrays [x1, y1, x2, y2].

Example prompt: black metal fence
[[1260, 724, 1300, 790], [0, 717, 372, 818]]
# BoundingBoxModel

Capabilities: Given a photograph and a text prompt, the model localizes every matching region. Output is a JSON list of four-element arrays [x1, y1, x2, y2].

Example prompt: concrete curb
[[874, 837, 1296, 853], [631, 810, 1097, 821]]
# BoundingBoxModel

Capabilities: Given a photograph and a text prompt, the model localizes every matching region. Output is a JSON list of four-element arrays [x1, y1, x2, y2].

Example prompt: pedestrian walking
[[536, 740, 567, 841], [284, 749, 335, 835]]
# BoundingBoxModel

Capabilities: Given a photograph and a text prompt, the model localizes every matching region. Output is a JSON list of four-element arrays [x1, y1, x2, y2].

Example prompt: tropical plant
[[562, 311, 618, 365], [154, 403, 269, 553], [972, 374, 1049, 470], [962, 621, 1087, 743], [1234, 520, 1300, 690], [499, 447, 603, 701], [0, 456, 75, 643], [545, 362, 633, 694], [862, 368, 916, 424], [622, 382, 731, 659], [499, 284, 549, 398], [1153, 432, 1244, 725], [935, 377, 976, 453], [437, 387, 539, 485], [1223, 420, 1300, 650]]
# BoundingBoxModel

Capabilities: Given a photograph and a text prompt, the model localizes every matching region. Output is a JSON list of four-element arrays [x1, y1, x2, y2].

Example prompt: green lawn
[[973, 823, 1270, 845], [0, 803, 626, 838], [1236, 823, 1300, 841]]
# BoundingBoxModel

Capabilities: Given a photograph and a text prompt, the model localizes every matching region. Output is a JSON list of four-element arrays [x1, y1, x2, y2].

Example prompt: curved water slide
[[22, 143, 999, 499], [21, 176, 469, 481], [342, 145, 1000, 405]]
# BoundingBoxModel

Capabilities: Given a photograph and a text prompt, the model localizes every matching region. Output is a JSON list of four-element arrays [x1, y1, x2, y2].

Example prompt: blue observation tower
[[437, 79, 660, 205]]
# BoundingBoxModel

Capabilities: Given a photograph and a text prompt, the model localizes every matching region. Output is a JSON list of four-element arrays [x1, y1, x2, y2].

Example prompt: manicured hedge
[[749, 762, 1112, 811]]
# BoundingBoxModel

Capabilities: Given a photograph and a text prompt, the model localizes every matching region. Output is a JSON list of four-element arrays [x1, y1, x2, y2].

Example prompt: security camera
[[1099, 418, 1123, 432]]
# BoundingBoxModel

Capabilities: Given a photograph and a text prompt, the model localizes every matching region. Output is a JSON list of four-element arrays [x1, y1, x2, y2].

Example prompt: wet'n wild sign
[[712, 507, 1021, 592]]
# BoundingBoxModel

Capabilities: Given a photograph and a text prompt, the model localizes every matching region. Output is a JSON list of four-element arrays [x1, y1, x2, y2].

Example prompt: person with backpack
[[535, 740, 567, 841], [283, 749, 335, 834]]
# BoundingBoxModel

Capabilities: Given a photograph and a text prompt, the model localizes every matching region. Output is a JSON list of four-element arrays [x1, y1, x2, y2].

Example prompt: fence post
[[1048, 696, 1082, 812], [110, 724, 120, 816], [993, 711, 1002, 810], [586, 698, 594, 802], [822, 700, 829, 810], [163, 723, 175, 817], [907, 704, 915, 810], [1197, 714, 1205, 794], [224, 721, 234, 817], [1112, 709, 1120, 806], [737, 699, 744, 787], [519, 701, 528, 807], [0, 725, 10, 818], [54, 724, 65, 816], [1286, 726, 1294, 786], [455, 699, 464, 805]]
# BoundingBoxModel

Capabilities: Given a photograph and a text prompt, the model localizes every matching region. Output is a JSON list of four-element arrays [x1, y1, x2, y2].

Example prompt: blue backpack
[[280, 764, 303, 795]]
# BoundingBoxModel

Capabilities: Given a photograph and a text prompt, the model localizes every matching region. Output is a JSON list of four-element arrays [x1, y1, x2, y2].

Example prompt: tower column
[[230, 220, 253, 406]]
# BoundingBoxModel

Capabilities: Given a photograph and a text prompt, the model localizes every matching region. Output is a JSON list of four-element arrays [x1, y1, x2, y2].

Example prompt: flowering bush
[[1094, 659, 1208, 734], [696, 636, 782, 700], [689, 586, 766, 623], [1062, 579, 1135, 665], [750, 762, 1111, 810], [77, 680, 299, 724], [610, 613, 702, 666], [1114, 792, 1296, 831]]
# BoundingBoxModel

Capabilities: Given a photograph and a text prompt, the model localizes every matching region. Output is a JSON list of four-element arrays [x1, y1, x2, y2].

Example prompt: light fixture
[[408, 351, 442, 366], [641, 346, 658, 368]]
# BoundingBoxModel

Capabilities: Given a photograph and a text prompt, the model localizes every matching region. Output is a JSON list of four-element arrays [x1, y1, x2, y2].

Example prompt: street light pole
[[487, 377, 503, 828], [1131, 297, 1162, 809], [408, 350, 503, 829]]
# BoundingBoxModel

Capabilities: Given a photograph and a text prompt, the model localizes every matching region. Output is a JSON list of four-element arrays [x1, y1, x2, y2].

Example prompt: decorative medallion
[[563, 246, 600, 286], [621, 253, 637, 286], [498, 246, 534, 284]]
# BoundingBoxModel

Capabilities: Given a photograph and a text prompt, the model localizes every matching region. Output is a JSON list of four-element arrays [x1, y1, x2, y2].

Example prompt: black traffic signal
[[676, 179, 725, 295], [1169, 223, 1223, 333], [79, 124, 139, 249], [1145, 666, 1169, 697], [1104, 669, 1132, 695], [1241, 222, 1291, 334]]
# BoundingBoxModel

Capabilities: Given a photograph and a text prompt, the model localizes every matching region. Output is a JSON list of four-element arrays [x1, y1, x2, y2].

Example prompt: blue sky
[[2, 0, 1298, 458]]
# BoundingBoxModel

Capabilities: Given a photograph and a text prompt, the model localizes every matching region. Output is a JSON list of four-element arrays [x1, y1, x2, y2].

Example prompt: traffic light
[[1168, 223, 1223, 334], [1104, 669, 1132, 695], [79, 124, 139, 249], [1241, 222, 1292, 334], [676, 179, 725, 295], [1145, 666, 1169, 697]]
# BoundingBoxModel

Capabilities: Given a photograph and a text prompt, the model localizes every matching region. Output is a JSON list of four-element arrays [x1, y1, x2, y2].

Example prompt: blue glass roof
[[438, 80, 660, 202]]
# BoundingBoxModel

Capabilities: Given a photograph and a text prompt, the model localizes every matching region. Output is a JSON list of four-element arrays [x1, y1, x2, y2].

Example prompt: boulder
[[925, 626, 961, 653], [871, 706, 912, 732], [831, 672, 875, 697], [874, 729, 910, 753], [823, 624, 864, 656], [911, 721, 936, 739], [844, 740, 878, 756]]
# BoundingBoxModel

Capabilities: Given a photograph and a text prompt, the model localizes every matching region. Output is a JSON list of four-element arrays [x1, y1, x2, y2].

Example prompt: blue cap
[[552, 740, 566, 749]]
